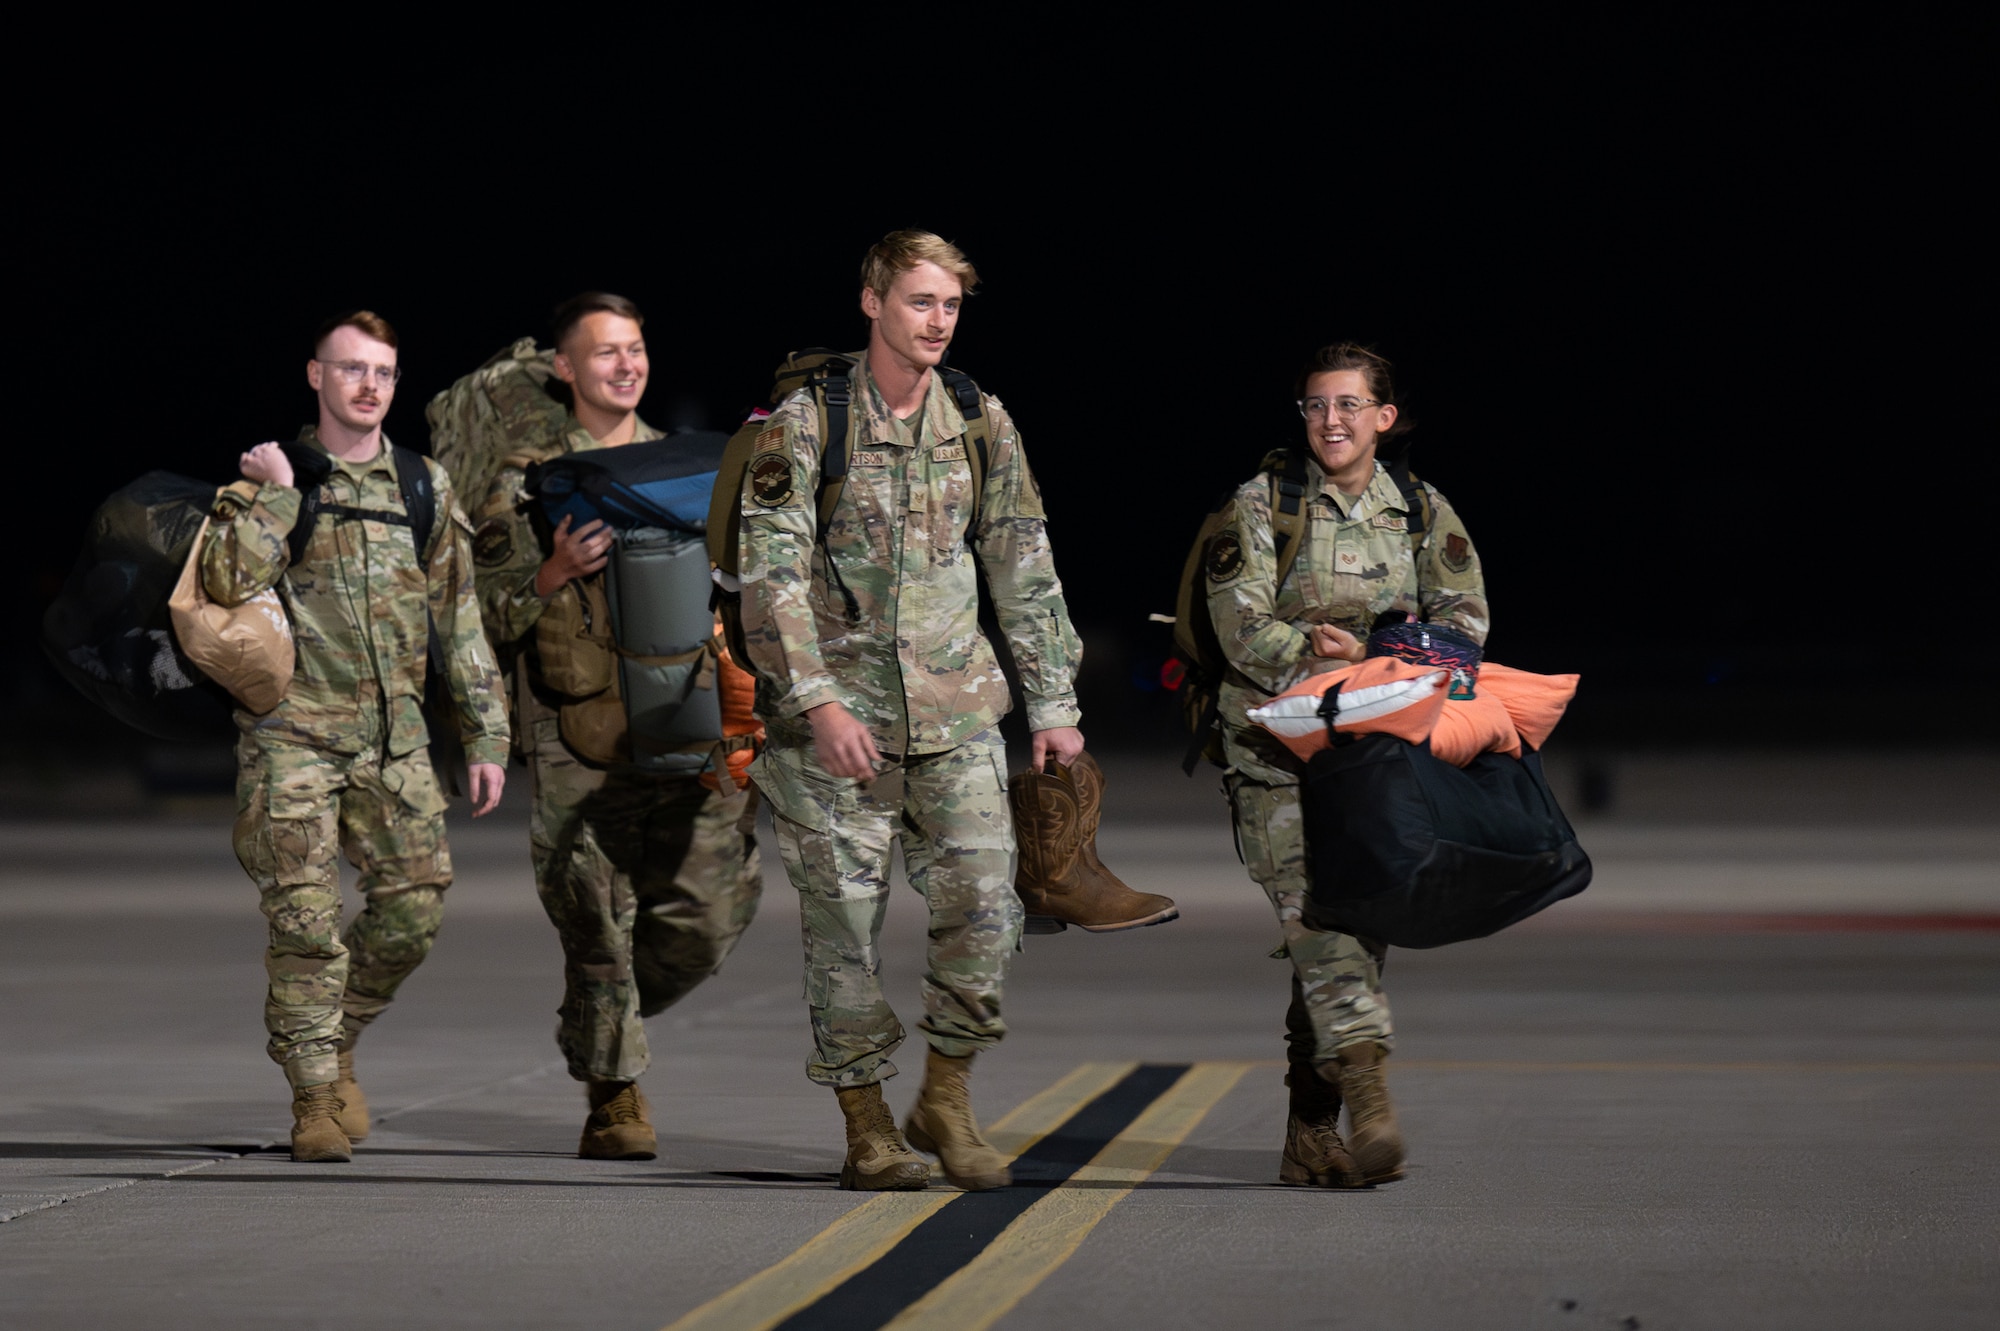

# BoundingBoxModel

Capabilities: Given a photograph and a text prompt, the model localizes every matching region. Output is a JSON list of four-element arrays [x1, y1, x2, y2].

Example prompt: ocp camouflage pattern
[[737, 357, 1083, 755]]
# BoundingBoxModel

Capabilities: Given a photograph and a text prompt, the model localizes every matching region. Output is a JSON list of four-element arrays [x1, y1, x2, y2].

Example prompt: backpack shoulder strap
[[937, 365, 989, 534], [392, 445, 440, 561], [1383, 458, 1433, 549], [1264, 448, 1310, 592], [812, 357, 855, 532]]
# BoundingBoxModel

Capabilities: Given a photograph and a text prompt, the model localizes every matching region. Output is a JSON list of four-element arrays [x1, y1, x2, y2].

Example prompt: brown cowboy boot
[[579, 1080, 657, 1160], [903, 1049, 1011, 1191], [1009, 756, 1178, 933], [1277, 1063, 1364, 1187], [332, 1048, 370, 1143], [835, 1083, 931, 1191], [290, 1084, 352, 1163], [1329, 1042, 1405, 1183]]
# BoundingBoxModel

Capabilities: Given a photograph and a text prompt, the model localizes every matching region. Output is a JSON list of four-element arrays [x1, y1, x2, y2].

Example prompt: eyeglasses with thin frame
[[1297, 395, 1382, 420], [317, 359, 403, 388]]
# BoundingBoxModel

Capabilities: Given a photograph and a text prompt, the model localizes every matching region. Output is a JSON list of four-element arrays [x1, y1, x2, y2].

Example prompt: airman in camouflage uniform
[[740, 231, 1083, 1192], [470, 293, 762, 1161], [1206, 343, 1487, 1189], [204, 312, 509, 1162]]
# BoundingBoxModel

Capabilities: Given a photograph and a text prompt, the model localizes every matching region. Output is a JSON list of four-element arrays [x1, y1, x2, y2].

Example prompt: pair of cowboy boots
[[1009, 752, 1178, 934]]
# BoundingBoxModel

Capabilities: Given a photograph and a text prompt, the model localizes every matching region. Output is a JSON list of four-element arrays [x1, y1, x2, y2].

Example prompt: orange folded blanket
[[1245, 659, 1578, 766]]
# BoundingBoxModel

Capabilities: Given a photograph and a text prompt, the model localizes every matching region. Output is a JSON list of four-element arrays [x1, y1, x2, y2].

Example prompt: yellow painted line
[[882, 1061, 1256, 1331], [660, 1062, 1138, 1331]]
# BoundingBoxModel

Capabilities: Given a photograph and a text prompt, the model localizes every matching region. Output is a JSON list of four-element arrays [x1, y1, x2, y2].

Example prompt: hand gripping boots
[[1009, 752, 1179, 934]]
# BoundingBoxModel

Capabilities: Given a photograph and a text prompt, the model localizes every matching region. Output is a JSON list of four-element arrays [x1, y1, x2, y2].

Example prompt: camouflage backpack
[[1165, 448, 1433, 774], [423, 337, 571, 511], [704, 349, 993, 671]]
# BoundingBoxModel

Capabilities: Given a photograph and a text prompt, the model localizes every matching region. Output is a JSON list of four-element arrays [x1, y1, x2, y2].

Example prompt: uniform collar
[[297, 425, 397, 478], [855, 354, 966, 449], [1308, 458, 1405, 521], [561, 413, 662, 454]]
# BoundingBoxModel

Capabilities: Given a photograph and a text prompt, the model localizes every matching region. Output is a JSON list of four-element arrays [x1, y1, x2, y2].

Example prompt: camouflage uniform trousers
[[753, 729, 1021, 1089], [232, 731, 452, 1091], [527, 720, 763, 1083], [1226, 773, 1393, 1069]]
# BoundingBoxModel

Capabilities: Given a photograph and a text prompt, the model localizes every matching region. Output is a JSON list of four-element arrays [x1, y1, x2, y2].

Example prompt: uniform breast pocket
[[927, 450, 975, 559]]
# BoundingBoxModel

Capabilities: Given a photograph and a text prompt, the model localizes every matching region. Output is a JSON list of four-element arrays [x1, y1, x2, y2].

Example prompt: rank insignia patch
[[749, 454, 795, 508], [1442, 532, 1472, 573], [1206, 530, 1244, 582], [472, 519, 513, 567], [754, 426, 785, 454]]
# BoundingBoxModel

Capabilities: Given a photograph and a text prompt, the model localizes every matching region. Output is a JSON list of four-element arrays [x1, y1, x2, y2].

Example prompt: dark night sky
[[13, 27, 1988, 748]]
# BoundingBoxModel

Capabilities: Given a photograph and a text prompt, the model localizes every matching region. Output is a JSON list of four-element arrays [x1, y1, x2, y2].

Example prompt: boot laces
[[599, 1085, 645, 1125], [297, 1084, 343, 1116]]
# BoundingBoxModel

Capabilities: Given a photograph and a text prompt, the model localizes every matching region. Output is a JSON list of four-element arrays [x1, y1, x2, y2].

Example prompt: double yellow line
[[664, 1061, 1253, 1331]]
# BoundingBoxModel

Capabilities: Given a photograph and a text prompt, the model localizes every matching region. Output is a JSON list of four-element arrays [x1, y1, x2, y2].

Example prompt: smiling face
[[1300, 367, 1399, 488], [554, 311, 648, 418], [861, 260, 963, 377], [307, 324, 399, 434]]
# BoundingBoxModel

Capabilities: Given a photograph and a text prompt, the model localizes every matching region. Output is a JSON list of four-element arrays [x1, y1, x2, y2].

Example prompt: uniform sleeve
[[427, 465, 510, 768], [470, 464, 548, 647], [737, 396, 841, 718], [1414, 485, 1490, 646], [1206, 476, 1312, 694], [199, 480, 298, 606], [972, 401, 1083, 732]]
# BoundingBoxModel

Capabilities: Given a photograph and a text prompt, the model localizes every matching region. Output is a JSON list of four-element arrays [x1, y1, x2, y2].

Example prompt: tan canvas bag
[[167, 517, 295, 714]]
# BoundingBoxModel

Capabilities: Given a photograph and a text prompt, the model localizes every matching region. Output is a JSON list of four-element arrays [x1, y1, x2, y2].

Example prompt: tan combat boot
[[579, 1080, 658, 1160], [1329, 1042, 1404, 1183], [1009, 754, 1178, 934], [836, 1083, 931, 1191], [332, 1048, 370, 1143], [290, 1084, 352, 1163], [903, 1049, 1011, 1191], [1277, 1063, 1363, 1188]]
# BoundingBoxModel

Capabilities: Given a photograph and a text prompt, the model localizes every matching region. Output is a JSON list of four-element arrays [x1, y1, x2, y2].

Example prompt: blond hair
[[859, 230, 979, 301]]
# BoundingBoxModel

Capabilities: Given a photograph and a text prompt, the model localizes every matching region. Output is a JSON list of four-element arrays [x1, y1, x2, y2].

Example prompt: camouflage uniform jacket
[[472, 414, 664, 653], [1207, 456, 1488, 783], [739, 355, 1082, 755], [200, 427, 509, 768]]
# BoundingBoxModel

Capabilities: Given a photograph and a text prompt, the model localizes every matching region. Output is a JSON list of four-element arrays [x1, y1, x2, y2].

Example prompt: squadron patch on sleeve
[[749, 454, 795, 508], [754, 426, 786, 454], [1206, 530, 1245, 582], [472, 519, 513, 568], [1441, 532, 1472, 573]]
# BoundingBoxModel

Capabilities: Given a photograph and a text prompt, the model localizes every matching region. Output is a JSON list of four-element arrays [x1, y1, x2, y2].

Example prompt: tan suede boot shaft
[[904, 1049, 1011, 1191], [579, 1080, 657, 1160], [1277, 1063, 1363, 1187], [290, 1084, 352, 1163], [332, 1048, 370, 1142], [1009, 754, 1178, 933], [1329, 1042, 1404, 1183], [836, 1083, 930, 1191]]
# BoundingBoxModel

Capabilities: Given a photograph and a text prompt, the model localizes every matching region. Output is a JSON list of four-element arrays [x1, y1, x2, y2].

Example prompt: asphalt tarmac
[[2, 750, 1996, 1330]]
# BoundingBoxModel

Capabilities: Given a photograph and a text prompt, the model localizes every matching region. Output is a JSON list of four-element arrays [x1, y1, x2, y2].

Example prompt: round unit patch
[[749, 454, 795, 508], [1206, 530, 1244, 582], [472, 519, 513, 567]]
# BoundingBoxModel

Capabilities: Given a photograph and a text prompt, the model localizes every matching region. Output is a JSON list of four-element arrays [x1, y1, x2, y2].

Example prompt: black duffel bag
[[1300, 733, 1591, 948]]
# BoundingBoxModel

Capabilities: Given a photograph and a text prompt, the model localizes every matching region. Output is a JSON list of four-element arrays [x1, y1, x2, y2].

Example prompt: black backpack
[[43, 441, 442, 746], [1299, 733, 1592, 947]]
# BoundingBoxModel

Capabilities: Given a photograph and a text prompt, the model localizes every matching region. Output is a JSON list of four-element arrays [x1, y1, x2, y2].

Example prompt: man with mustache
[[470, 293, 763, 1161], [203, 310, 509, 1162]]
